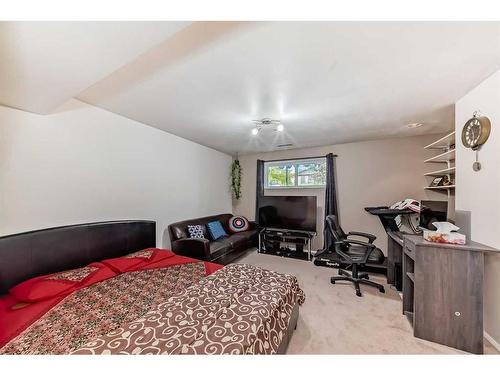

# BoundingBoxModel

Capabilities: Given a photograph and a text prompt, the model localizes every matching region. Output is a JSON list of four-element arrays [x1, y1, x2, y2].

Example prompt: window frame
[[264, 157, 327, 189]]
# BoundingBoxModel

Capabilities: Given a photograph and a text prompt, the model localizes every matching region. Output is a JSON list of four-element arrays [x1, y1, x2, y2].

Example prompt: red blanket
[[0, 249, 222, 349]]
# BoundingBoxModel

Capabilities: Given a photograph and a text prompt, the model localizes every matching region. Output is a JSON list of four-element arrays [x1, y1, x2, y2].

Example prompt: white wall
[[0, 99, 233, 247], [233, 134, 444, 253], [455, 69, 500, 347]]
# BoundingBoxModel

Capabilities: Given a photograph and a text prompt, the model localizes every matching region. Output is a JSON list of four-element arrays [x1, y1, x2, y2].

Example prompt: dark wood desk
[[388, 234, 499, 354]]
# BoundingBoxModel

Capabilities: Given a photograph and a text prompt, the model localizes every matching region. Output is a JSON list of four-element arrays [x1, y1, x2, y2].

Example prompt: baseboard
[[484, 331, 500, 352]]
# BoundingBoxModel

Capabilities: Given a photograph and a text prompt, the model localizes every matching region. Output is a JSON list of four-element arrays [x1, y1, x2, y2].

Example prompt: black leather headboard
[[0, 220, 156, 295]]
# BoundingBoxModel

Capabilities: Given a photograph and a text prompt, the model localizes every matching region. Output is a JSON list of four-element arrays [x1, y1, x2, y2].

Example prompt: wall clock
[[461, 112, 491, 150], [461, 112, 491, 171]]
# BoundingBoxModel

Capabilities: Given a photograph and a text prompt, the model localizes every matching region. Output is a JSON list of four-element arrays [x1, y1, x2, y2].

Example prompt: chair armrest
[[171, 238, 211, 261], [344, 239, 376, 248], [344, 239, 376, 263], [335, 239, 376, 264], [347, 231, 376, 243]]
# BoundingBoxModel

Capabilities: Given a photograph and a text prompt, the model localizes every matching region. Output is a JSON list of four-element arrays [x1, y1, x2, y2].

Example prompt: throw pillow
[[123, 249, 155, 259], [187, 224, 205, 239], [207, 221, 227, 241], [10, 265, 101, 302], [228, 216, 250, 233], [46, 266, 99, 282]]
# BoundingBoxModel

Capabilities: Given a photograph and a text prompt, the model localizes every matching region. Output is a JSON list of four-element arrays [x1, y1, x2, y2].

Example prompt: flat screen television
[[258, 196, 317, 232], [419, 200, 448, 230]]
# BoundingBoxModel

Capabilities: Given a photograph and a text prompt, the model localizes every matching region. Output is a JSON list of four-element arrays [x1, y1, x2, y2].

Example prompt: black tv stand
[[258, 228, 316, 261]]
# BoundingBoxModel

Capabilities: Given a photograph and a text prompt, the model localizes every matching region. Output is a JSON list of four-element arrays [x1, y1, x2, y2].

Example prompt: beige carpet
[[237, 249, 498, 355]]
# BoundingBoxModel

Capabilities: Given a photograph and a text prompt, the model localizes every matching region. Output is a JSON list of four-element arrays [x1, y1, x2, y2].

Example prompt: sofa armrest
[[171, 238, 211, 261], [249, 221, 259, 230]]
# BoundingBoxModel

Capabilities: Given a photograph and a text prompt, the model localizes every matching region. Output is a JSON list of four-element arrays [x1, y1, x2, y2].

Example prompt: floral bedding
[[1, 257, 305, 355], [72, 264, 305, 355]]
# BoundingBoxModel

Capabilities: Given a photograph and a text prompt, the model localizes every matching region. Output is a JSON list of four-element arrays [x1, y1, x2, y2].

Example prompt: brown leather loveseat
[[168, 214, 258, 264]]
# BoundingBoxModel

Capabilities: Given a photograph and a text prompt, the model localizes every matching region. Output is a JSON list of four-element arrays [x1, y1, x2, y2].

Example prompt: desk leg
[[258, 232, 262, 253], [387, 236, 402, 288], [387, 237, 395, 284]]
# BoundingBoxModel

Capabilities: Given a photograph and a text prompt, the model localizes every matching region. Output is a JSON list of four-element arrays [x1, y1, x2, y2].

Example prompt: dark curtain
[[324, 153, 339, 250], [255, 160, 265, 223]]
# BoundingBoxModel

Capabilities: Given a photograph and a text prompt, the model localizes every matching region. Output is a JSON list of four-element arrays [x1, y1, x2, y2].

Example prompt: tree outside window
[[265, 158, 326, 188]]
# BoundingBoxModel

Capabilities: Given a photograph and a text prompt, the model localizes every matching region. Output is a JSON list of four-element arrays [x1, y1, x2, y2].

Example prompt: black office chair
[[316, 215, 386, 297]]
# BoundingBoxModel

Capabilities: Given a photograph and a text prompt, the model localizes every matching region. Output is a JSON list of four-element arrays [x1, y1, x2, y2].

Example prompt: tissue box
[[423, 230, 466, 245]]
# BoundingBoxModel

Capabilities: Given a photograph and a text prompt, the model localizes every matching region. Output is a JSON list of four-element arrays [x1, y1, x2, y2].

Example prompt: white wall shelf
[[424, 167, 456, 177], [424, 185, 455, 191], [424, 132, 456, 213], [424, 131, 455, 150], [424, 149, 455, 163]]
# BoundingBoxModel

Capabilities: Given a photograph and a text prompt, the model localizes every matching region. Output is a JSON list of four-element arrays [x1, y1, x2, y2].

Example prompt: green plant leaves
[[231, 160, 242, 200]]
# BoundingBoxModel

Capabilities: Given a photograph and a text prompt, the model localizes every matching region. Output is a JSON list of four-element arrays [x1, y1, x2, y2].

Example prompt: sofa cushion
[[209, 238, 233, 259], [187, 224, 205, 239], [207, 221, 227, 241], [228, 216, 250, 233], [228, 234, 248, 249], [229, 229, 258, 244]]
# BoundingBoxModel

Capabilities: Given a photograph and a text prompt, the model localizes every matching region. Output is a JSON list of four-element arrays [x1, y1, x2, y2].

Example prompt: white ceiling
[[0, 21, 189, 114], [2, 22, 500, 154]]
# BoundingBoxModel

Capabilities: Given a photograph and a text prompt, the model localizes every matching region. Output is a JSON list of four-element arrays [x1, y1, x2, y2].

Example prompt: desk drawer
[[404, 240, 416, 260]]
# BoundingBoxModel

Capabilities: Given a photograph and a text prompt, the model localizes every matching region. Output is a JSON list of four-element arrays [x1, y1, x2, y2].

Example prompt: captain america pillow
[[228, 216, 250, 233]]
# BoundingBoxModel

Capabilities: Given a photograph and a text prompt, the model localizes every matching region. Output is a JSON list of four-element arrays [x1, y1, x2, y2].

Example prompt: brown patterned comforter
[[2, 263, 305, 355], [71, 264, 305, 355], [1, 262, 207, 354]]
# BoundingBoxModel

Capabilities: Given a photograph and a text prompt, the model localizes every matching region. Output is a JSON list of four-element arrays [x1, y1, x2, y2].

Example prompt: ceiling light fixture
[[407, 122, 424, 129], [251, 118, 284, 135]]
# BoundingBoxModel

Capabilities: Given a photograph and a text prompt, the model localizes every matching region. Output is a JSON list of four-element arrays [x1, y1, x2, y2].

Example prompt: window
[[264, 158, 326, 188]]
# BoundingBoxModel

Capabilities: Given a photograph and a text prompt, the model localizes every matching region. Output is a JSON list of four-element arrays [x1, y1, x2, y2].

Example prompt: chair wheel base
[[330, 271, 386, 297]]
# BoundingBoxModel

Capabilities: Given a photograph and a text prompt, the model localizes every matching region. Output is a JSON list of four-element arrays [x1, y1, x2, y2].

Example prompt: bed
[[0, 221, 304, 354]]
